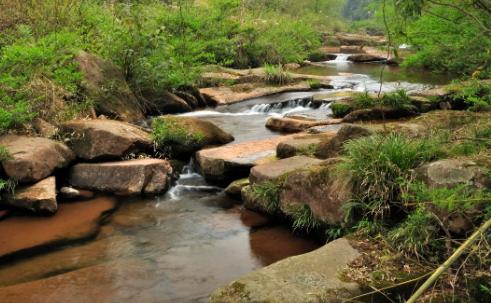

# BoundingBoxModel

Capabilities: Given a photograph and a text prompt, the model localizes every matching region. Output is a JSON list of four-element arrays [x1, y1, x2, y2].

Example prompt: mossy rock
[[152, 116, 234, 159]]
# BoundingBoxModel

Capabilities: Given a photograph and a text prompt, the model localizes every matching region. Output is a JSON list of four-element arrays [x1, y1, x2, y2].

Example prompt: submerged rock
[[210, 238, 361, 303], [196, 136, 294, 184], [70, 159, 173, 196], [0, 197, 117, 259], [4, 177, 57, 214], [76, 51, 144, 122], [60, 119, 153, 161], [0, 135, 75, 183]]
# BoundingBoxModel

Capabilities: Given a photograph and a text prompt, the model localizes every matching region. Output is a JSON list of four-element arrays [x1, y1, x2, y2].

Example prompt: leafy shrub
[[340, 133, 442, 219], [450, 80, 491, 112], [151, 117, 205, 147], [264, 64, 292, 85]]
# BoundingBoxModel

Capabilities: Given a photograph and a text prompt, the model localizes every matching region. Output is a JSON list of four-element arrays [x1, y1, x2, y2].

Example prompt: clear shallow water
[[0, 60, 450, 303]]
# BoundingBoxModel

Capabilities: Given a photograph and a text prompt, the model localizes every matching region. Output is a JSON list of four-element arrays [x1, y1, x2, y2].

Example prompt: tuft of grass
[[252, 180, 284, 214], [0, 146, 15, 195], [307, 79, 322, 89], [388, 206, 440, 258], [264, 64, 292, 86], [151, 117, 205, 148], [380, 89, 413, 110], [352, 91, 377, 109], [331, 101, 353, 118], [340, 133, 442, 219], [286, 204, 322, 232]]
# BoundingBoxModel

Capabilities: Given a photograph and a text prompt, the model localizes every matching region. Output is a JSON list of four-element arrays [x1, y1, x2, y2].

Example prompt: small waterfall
[[167, 161, 222, 200], [246, 97, 329, 115], [333, 54, 350, 62]]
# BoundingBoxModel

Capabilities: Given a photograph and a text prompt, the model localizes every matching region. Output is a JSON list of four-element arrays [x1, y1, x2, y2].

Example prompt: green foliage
[[340, 133, 441, 219], [331, 102, 353, 118], [151, 117, 205, 147], [380, 89, 412, 109], [307, 79, 322, 89], [286, 204, 322, 232], [263, 64, 292, 85], [252, 180, 283, 214], [388, 206, 440, 257], [352, 92, 377, 109], [0, 146, 15, 195], [450, 80, 491, 112]]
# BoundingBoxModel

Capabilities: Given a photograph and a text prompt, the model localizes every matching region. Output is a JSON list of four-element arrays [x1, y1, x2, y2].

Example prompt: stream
[[0, 56, 450, 303]]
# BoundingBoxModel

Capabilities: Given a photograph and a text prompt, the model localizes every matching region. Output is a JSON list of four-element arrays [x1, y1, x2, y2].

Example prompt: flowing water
[[0, 57, 451, 303]]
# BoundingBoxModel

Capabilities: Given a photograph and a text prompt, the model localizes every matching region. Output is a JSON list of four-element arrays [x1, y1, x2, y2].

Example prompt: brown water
[[0, 60, 451, 303]]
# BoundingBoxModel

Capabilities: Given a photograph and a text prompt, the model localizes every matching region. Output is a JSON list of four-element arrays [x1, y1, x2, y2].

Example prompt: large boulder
[[143, 90, 193, 114], [70, 159, 173, 196], [210, 238, 362, 303], [4, 177, 57, 214], [75, 51, 144, 122], [250, 156, 324, 185], [416, 159, 491, 189], [348, 54, 386, 63], [196, 135, 294, 184], [342, 107, 418, 123], [152, 116, 234, 158], [60, 119, 153, 161], [315, 124, 375, 159], [0, 135, 75, 183]]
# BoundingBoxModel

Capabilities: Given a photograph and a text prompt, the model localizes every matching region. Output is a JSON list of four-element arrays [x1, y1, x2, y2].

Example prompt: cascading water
[[332, 53, 351, 62], [166, 160, 222, 200], [247, 97, 328, 115]]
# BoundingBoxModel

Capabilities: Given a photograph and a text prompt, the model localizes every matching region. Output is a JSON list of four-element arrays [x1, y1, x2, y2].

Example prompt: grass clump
[[380, 89, 413, 110], [331, 102, 353, 118], [0, 146, 15, 195], [286, 204, 322, 233], [307, 79, 322, 89], [151, 117, 205, 148], [252, 180, 284, 214], [264, 64, 292, 86], [340, 133, 442, 220]]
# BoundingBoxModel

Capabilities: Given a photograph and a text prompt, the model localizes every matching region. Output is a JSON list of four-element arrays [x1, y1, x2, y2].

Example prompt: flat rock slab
[[266, 116, 342, 133], [0, 260, 156, 303], [417, 159, 491, 189], [6, 177, 57, 214], [60, 119, 152, 160], [70, 159, 173, 196], [196, 136, 295, 183], [0, 197, 117, 259], [277, 132, 337, 159], [250, 156, 324, 184], [0, 135, 75, 183], [210, 238, 361, 303]]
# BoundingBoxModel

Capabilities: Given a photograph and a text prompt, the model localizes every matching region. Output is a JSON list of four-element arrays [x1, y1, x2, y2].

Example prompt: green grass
[[307, 79, 322, 89], [264, 64, 292, 85], [331, 102, 353, 118], [151, 117, 205, 147], [286, 204, 322, 232], [0, 146, 15, 195], [340, 133, 442, 220], [252, 180, 284, 214]]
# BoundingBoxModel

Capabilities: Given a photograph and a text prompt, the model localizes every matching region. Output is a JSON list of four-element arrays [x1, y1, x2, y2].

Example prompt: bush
[[449, 80, 491, 112], [264, 64, 292, 85]]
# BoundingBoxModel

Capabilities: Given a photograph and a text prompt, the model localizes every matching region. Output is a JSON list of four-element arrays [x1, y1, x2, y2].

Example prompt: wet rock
[[196, 136, 295, 184], [143, 89, 193, 114], [75, 51, 144, 122], [60, 119, 152, 161], [0, 260, 156, 303], [315, 124, 375, 159], [210, 238, 361, 303], [266, 116, 342, 133], [0, 135, 75, 183], [4, 177, 57, 214], [308, 52, 337, 62], [340, 45, 363, 53], [225, 179, 250, 199], [348, 54, 386, 63], [0, 197, 117, 258], [342, 106, 418, 123], [153, 116, 234, 158], [31, 118, 57, 138], [70, 159, 173, 196], [277, 132, 336, 159], [284, 63, 301, 70], [250, 156, 324, 185], [416, 159, 491, 189], [59, 187, 95, 201]]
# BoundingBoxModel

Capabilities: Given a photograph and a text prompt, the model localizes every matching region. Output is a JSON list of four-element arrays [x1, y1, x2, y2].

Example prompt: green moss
[[151, 117, 205, 147]]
